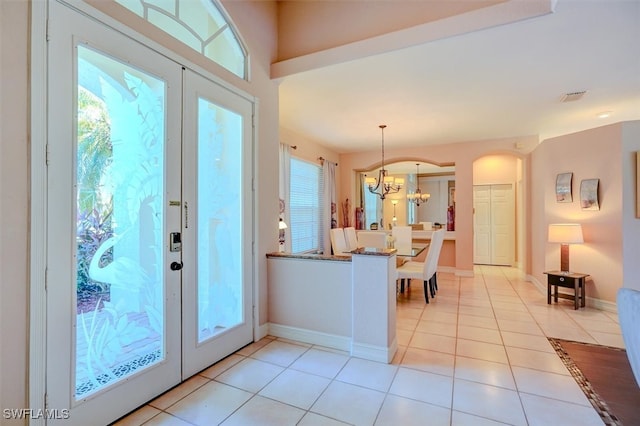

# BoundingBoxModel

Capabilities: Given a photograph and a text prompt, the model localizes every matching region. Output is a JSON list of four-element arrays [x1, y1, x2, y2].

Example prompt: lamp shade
[[548, 224, 583, 244]]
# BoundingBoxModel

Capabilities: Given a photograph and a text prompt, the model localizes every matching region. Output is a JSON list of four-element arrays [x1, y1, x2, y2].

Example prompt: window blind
[[290, 157, 323, 253]]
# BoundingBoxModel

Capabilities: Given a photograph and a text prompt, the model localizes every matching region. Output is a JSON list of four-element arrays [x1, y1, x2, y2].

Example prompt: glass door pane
[[74, 45, 166, 398], [181, 69, 253, 378], [47, 3, 182, 423], [196, 98, 243, 343]]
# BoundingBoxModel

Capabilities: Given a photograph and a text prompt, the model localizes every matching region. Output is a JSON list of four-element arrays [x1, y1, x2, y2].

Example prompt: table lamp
[[548, 223, 583, 273]]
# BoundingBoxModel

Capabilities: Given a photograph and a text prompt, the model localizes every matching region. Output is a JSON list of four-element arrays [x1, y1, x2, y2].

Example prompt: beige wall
[[530, 122, 640, 305], [1, 0, 29, 418], [0, 0, 280, 416], [339, 135, 538, 275]]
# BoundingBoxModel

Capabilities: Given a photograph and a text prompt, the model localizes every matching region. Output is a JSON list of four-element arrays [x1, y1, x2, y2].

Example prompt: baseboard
[[268, 323, 352, 352], [454, 269, 474, 277], [255, 322, 270, 341], [527, 274, 618, 314], [351, 337, 398, 363]]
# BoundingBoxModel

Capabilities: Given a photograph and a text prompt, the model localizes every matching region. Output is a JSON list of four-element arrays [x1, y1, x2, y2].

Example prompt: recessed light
[[597, 111, 612, 119]]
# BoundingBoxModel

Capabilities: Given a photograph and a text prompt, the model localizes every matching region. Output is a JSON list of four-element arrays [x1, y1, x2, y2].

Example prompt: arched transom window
[[116, 0, 248, 79]]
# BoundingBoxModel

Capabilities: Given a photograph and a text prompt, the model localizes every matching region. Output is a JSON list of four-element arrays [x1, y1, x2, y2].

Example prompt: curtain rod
[[318, 157, 338, 166]]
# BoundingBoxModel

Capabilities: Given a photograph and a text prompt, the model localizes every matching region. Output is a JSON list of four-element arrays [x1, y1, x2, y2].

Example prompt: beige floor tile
[[505, 346, 570, 375], [396, 328, 413, 346], [451, 410, 511, 425], [396, 316, 419, 331], [410, 331, 457, 354], [400, 347, 455, 377], [375, 394, 451, 426], [289, 347, 350, 379], [199, 354, 245, 379], [520, 393, 603, 426], [420, 310, 459, 325], [149, 374, 210, 410], [454, 356, 516, 390], [539, 324, 598, 343], [142, 412, 195, 426], [493, 309, 535, 322], [259, 368, 330, 409], [389, 367, 453, 408], [457, 314, 498, 330], [590, 330, 625, 348], [500, 331, 555, 353], [112, 405, 161, 426], [511, 366, 592, 406], [452, 379, 527, 426], [220, 395, 305, 426], [234, 336, 275, 356], [457, 305, 495, 319], [497, 318, 544, 335], [310, 381, 386, 425], [250, 339, 310, 367], [214, 358, 284, 393], [457, 325, 502, 345], [336, 357, 398, 392], [416, 319, 457, 337], [576, 317, 622, 334], [396, 307, 424, 319], [165, 381, 252, 426], [456, 339, 508, 364], [297, 412, 351, 425]]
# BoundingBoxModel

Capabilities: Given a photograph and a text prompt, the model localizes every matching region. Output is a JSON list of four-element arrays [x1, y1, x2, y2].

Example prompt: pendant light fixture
[[365, 125, 404, 199], [407, 163, 430, 206]]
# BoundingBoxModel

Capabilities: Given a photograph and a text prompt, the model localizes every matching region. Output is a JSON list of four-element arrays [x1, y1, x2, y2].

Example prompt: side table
[[544, 271, 589, 310]]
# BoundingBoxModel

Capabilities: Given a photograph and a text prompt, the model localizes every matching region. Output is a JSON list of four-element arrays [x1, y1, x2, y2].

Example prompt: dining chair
[[396, 229, 445, 303], [329, 228, 350, 255], [392, 226, 412, 264], [344, 227, 359, 251], [356, 231, 387, 249]]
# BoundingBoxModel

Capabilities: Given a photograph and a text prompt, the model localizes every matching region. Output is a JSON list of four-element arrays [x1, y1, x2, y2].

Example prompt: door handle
[[170, 261, 183, 271]]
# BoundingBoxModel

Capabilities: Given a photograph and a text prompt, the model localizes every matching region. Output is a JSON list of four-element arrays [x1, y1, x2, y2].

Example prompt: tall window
[[115, 0, 248, 79], [290, 158, 323, 253]]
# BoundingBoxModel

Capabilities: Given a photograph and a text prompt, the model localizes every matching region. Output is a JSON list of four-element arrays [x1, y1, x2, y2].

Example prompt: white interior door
[[181, 70, 254, 378], [473, 185, 492, 264], [473, 184, 514, 266]]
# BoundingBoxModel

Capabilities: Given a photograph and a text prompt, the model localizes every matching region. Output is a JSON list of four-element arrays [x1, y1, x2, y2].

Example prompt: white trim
[[268, 323, 351, 352], [58, 0, 255, 104], [29, 1, 48, 424], [351, 338, 398, 364], [455, 269, 475, 277]]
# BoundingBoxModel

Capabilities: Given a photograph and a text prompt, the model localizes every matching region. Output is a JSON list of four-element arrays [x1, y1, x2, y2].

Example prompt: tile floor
[[114, 265, 623, 425]]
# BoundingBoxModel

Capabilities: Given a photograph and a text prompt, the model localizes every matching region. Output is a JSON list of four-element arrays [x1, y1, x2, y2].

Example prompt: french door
[[46, 2, 253, 424]]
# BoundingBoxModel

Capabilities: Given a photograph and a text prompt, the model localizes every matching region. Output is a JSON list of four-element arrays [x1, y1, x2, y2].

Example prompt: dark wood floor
[[559, 340, 640, 425]]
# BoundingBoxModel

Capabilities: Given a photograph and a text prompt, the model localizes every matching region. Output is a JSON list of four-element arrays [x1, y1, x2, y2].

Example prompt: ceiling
[[276, 0, 640, 155]]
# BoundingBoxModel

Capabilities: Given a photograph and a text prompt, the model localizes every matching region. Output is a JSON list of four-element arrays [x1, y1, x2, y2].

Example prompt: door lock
[[170, 261, 183, 271], [170, 232, 182, 252]]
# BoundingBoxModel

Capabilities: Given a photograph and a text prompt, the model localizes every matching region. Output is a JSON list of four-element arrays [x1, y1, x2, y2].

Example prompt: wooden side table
[[544, 271, 589, 310]]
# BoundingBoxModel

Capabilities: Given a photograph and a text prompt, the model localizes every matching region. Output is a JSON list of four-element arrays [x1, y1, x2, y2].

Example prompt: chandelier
[[365, 125, 404, 199], [407, 163, 431, 206]]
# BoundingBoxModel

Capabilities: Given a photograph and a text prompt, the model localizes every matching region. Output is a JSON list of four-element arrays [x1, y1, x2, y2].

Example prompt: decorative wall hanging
[[580, 178, 600, 211], [556, 172, 573, 203]]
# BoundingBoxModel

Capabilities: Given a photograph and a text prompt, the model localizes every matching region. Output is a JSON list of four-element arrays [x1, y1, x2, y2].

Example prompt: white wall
[[1, 0, 29, 417]]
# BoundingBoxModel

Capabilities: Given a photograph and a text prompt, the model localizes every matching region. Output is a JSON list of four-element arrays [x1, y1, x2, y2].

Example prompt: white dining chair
[[392, 225, 412, 263], [356, 231, 387, 249], [344, 227, 359, 251], [330, 228, 350, 255], [396, 229, 445, 303]]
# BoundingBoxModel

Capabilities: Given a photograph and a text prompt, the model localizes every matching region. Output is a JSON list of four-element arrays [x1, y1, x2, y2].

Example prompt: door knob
[[170, 261, 183, 271]]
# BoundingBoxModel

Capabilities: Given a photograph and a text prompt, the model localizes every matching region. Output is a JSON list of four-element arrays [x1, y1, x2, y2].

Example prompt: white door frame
[[29, 1, 258, 423]]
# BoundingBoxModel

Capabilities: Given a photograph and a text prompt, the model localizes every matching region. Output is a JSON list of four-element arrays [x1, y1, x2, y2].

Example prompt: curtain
[[322, 160, 337, 255], [279, 144, 291, 252]]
